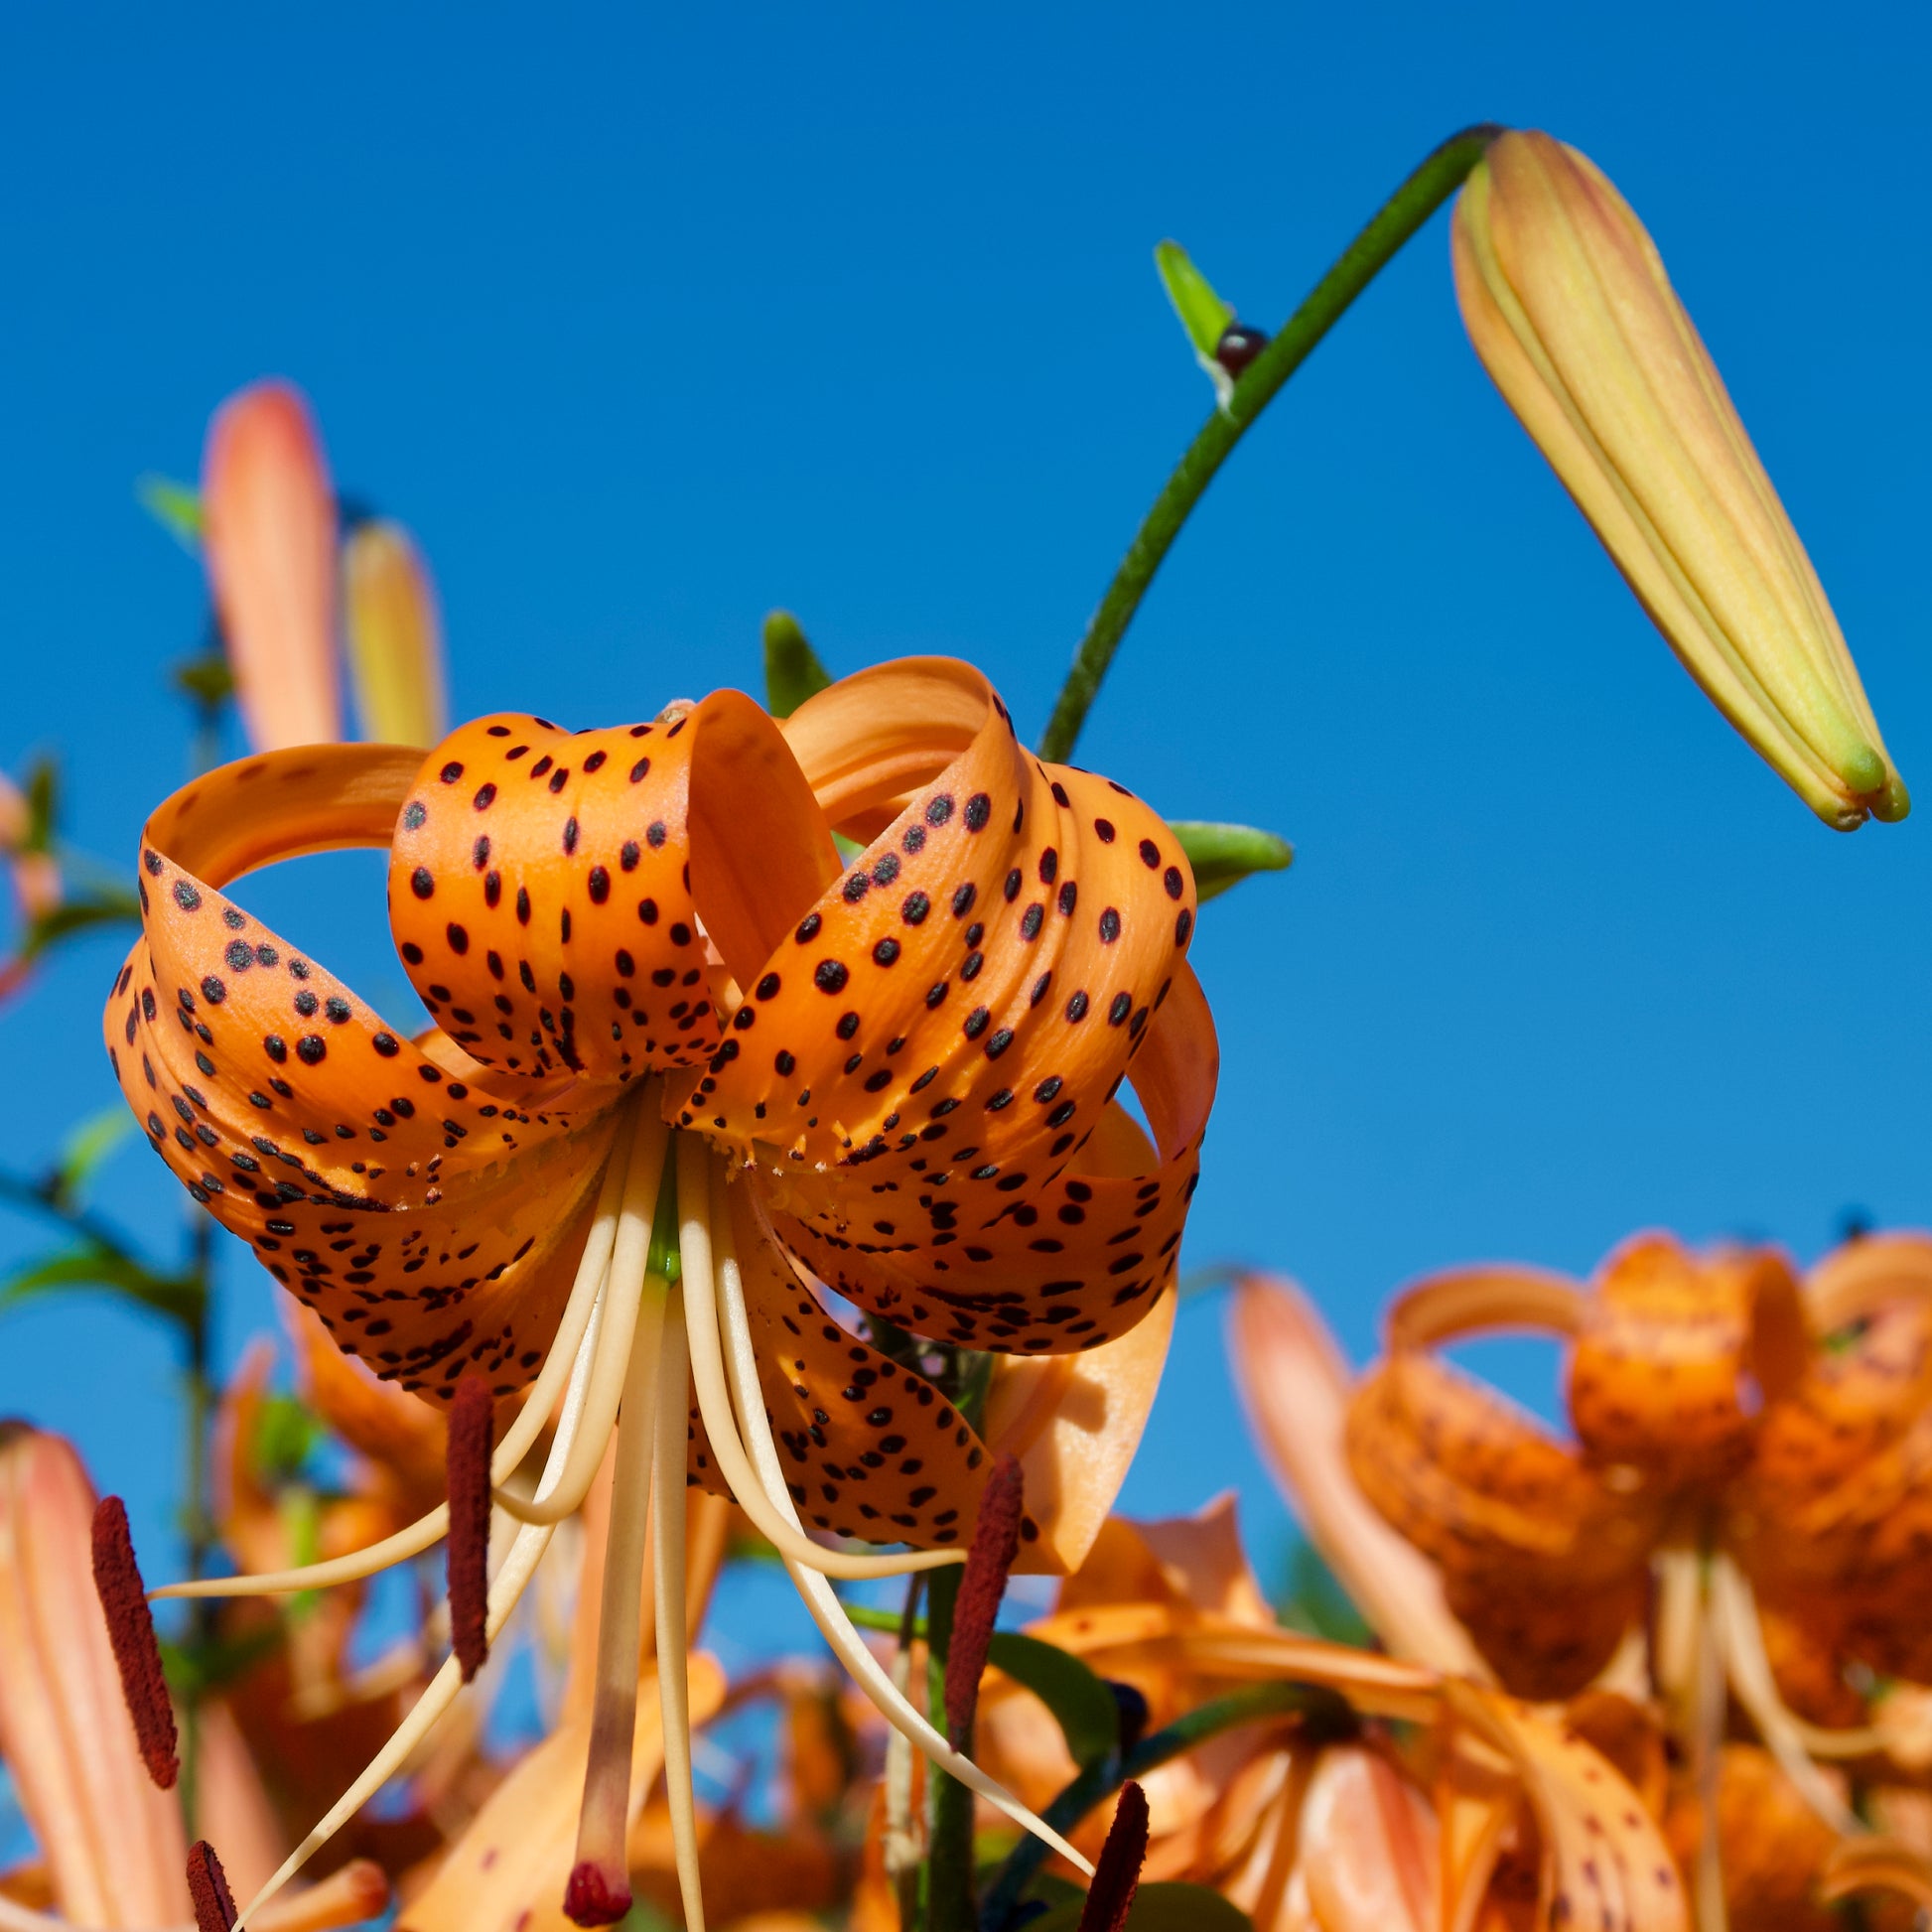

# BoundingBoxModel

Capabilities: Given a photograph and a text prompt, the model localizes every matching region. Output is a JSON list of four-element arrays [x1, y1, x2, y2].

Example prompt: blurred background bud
[[201, 379, 343, 751], [343, 519, 448, 748], [1454, 129, 1906, 830]]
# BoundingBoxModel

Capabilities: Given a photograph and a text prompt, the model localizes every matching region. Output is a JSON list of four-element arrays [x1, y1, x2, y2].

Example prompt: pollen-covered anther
[[1077, 1781, 1151, 1932], [564, 1860, 633, 1927], [89, 1494, 179, 1789], [446, 1376, 493, 1681], [946, 1451, 1025, 1747], [187, 1838, 238, 1931]]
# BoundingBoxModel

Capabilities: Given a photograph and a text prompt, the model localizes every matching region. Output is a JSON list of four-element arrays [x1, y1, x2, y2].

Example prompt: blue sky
[[2, 0, 1928, 1657]]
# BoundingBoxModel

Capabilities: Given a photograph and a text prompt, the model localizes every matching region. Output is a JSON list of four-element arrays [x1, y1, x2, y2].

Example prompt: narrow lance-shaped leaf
[[1155, 240, 1235, 363], [135, 474, 205, 551], [986, 1631, 1122, 1769], [763, 609, 833, 718], [1168, 820, 1294, 902]]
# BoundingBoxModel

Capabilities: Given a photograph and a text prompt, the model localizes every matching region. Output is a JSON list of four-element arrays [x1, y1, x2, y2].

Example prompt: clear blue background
[[2, 0, 1927, 1670]]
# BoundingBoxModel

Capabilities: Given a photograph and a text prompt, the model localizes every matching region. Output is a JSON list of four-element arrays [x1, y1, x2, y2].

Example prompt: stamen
[[231, 1257, 612, 1930], [446, 1377, 494, 1681], [652, 1284, 706, 1932], [673, 1137, 961, 1580], [154, 1108, 642, 1604], [945, 1452, 1024, 1747], [1076, 1783, 1150, 1932], [187, 1840, 237, 1932], [89, 1495, 179, 1789], [492, 1107, 671, 1527], [565, 1265, 670, 1926], [702, 1156, 1094, 1876]]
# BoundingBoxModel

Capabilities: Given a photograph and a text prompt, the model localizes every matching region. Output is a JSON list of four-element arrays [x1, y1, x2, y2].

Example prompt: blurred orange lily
[[103, 657, 1215, 1925], [0, 1424, 388, 1932], [964, 1500, 1687, 1932]]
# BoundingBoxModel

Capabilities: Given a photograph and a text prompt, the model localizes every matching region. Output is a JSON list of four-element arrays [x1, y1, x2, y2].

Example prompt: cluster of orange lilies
[[1, 123, 1928, 1932]]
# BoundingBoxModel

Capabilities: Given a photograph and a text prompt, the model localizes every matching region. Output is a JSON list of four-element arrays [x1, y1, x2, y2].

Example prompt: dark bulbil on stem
[[89, 1494, 180, 1789], [446, 1376, 494, 1681], [1036, 123, 1504, 765]]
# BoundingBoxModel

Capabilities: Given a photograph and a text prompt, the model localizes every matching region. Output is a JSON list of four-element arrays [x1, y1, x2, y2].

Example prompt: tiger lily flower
[[1454, 130, 1907, 830], [101, 655, 1215, 1928], [0, 1425, 388, 1932], [1233, 1237, 1932, 1923], [967, 1499, 1688, 1931]]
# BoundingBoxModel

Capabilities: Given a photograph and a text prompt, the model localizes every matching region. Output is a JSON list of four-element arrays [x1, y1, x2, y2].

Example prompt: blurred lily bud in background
[[343, 519, 448, 748], [201, 379, 343, 751], [1454, 129, 1906, 830]]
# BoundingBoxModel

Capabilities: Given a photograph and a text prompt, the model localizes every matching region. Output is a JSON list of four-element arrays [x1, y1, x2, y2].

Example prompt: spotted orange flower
[[102, 656, 1216, 1927]]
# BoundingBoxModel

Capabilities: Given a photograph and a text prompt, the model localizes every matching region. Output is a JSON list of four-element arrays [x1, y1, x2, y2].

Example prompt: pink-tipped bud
[[186, 1839, 237, 1931], [89, 1495, 179, 1789], [946, 1452, 1025, 1748], [342, 519, 448, 749], [201, 379, 342, 753], [564, 1860, 633, 1926], [1077, 1782, 1151, 1932], [446, 1377, 493, 1681]]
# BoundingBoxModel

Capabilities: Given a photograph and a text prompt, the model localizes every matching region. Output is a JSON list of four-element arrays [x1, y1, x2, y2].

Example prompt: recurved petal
[[105, 747, 621, 1401], [0, 1427, 190, 1926], [757, 962, 1215, 1354], [1569, 1233, 1806, 1486], [342, 521, 448, 750], [387, 696, 837, 1084], [695, 659, 1204, 1208], [203, 381, 343, 753], [1661, 1744, 1838, 1932], [1298, 1745, 1442, 1932], [1445, 1685, 1689, 1932], [1347, 1354, 1654, 1698], [1229, 1274, 1487, 1676]]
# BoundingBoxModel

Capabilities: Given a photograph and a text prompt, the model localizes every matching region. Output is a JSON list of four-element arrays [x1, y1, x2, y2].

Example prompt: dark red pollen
[[89, 1495, 179, 1789], [1077, 1782, 1151, 1932], [564, 1860, 633, 1925], [447, 1377, 493, 1681], [187, 1839, 237, 1931], [945, 1452, 1024, 1747]]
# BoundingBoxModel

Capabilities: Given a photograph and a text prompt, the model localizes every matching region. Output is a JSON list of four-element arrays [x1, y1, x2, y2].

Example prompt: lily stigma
[[97, 656, 1217, 1928]]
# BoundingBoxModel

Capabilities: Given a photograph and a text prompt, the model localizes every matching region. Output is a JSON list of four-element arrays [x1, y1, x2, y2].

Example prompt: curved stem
[[1037, 124, 1501, 764]]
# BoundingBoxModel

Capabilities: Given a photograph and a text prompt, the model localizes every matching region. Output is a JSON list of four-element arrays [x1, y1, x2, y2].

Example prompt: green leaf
[[1169, 820, 1294, 903], [762, 610, 832, 719], [159, 1622, 281, 1698], [984, 1631, 1120, 1768], [20, 889, 142, 965], [1154, 241, 1236, 363], [173, 646, 235, 709], [253, 1394, 323, 1483], [20, 757, 58, 853], [1029, 1882, 1255, 1932], [0, 1241, 203, 1327], [1277, 1540, 1372, 1647], [52, 1109, 134, 1206], [136, 474, 204, 551]]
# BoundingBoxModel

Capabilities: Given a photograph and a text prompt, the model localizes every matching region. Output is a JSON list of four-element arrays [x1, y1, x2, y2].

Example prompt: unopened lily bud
[[202, 380, 343, 751], [343, 519, 448, 748], [1454, 130, 1906, 829]]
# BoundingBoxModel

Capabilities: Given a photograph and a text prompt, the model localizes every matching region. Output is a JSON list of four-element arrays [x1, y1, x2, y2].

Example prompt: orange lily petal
[[1569, 1233, 1806, 1487], [759, 961, 1214, 1354], [1052, 1495, 1271, 1626], [1445, 1685, 1689, 1932], [1347, 1354, 1653, 1698], [1229, 1274, 1488, 1676], [0, 1427, 190, 1926], [1820, 1835, 1932, 1914], [387, 697, 836, 1085], [1803, 1228, 1932, 1331], [105, 745, 620, 1399], [1298, 1744, 1442, 1932], [1661, 1744, 1839, 1932], [203, 381, 342, 752], [341, 520, 448, 750]]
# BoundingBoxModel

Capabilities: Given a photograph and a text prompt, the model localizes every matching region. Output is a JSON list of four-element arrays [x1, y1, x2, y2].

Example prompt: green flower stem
[[977, 1681, 1350, 1932], [1036, 123, 1502, 764]]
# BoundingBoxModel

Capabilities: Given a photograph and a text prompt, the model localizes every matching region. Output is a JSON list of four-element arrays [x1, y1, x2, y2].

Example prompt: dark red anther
[[447, 1376, 493, 1682], [564, 1860, 633, 1926], [1213, 320, 1271, 379], [89, 1495, 179, 1789], [945, 1451, 1024, 1747], [187, 1839, 237, 1931], [1076, 1781, 1151, 1932]]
